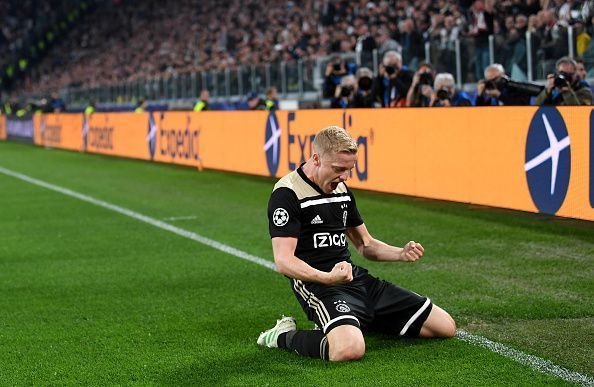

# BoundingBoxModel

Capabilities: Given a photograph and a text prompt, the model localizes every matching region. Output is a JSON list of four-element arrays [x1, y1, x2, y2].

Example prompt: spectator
[[134, 98, 147, 113], [376, 26, 401, 59], [574, 20, 591, 58], [398, 18, 424, 69], [353, 67, 375, 108], [247, 92, 266, 110], [467, 0, 495, 82], [49, 92, 66, 112], [438, 14, 460, 70], [535, 56, 592, 105], [84, 100, 96, 115], [323, 55, 349, 99], [331, 74, 356, 109], [265, 86, 279, 111], [576, 57, 589, 81], [502, 14, 528, 78], [372, 50, 413, 107], [574, 57, 594, 97], [432, 73, 472, 107], [193, 89, 209, 111], [475, 63, 531, 105], [537, 9, 569, 62], [406, 62, 436, 107]]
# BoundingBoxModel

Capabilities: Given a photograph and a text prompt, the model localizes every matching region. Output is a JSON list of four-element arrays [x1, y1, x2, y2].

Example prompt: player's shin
[[278, 330, 329, 360]]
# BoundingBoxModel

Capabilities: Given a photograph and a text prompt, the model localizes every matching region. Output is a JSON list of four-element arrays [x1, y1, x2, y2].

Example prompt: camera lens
[[419, 73, 433, 86], [385, 65, 396, 75], [436, 89, 450, 100], [340, 86, 353, 97], [554, 72, 570, 88], [333, 63, 341, 72], [484, 80, 496, 90], [358, 77, 372, 91]]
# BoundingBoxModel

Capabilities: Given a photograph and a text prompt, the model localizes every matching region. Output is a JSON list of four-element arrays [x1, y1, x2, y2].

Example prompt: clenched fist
[[400, 241, 424, 262], [327, 261, 353, 285]]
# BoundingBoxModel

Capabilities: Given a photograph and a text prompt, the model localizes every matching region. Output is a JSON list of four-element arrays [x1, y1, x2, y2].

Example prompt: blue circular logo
[[525, 107, 571, 215], [264, 111, 281, 176]]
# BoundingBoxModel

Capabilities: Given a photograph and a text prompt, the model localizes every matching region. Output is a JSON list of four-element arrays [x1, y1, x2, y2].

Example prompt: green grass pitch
[[0, 141, 592, 385]]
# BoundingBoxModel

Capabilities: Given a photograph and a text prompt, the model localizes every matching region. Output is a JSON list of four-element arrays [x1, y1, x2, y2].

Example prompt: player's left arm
[[346, 223, 424, 262]]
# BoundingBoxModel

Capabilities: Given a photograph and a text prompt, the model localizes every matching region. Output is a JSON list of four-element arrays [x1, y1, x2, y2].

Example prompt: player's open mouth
[[330, 182, 338, 191]]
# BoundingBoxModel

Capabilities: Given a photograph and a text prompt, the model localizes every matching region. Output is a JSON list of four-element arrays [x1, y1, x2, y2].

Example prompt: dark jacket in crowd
[[353, 90, 375, 108], [534, 81, 593, 106], [474, 88, 532, 106], [433, 91, 473, 107], [372, 69, 414, 107]]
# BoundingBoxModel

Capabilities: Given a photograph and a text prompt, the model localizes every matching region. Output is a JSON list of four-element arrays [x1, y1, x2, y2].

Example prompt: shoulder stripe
[[300, 196, 351, 208]]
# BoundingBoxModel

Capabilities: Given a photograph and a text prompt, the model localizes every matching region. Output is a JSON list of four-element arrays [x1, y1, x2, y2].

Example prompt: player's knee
[[420, 306, 457, 338], [329, 339, 365, 362], [435, 312, 456, 338], [442, 317, 457, 338]]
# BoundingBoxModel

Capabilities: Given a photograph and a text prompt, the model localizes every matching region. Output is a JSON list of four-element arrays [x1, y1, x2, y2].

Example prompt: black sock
[[278, 330, 329, 360]]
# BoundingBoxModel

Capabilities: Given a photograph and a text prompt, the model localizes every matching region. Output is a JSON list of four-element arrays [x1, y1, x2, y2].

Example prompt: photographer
[[535, 56, 592, 106], [353, 67, 376, 108], [372, 50, 413, 107], [406, 62, 435, 107], [475, 64, 532, 106], [323, 55, 348, 99], [431, 73, 472, 107], [331, 75, 356, 109]]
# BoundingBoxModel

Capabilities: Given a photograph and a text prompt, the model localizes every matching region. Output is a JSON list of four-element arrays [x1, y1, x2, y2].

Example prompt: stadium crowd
[[1, 0, 90, 81], [3, 0, 594, 109]]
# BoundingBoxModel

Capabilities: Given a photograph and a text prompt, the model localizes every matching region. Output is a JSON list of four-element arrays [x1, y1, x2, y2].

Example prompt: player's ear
[[312, 153, 321, 166]]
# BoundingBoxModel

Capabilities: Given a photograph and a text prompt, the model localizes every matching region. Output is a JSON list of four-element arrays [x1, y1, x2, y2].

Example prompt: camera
[[333, 63, 342, 72], [384, 65, 396, 75], [484, 77, 505, 90], [484, 75, 544, 96], [340, 85, 354, 97], [554, 71, 572, 88], [418, 72, 433, 86], [436, 88, 450, 100], [358, 77, 373, 91]]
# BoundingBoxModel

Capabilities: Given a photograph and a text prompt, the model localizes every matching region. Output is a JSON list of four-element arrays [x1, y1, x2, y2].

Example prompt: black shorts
[[291, 265, 433, 337]]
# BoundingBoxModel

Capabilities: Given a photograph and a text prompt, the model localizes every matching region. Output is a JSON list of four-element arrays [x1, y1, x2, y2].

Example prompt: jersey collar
[[297, 163, 348, 196], [297, 163, 326, 195]]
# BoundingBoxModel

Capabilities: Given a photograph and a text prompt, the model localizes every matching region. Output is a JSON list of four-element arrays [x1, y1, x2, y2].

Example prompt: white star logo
[[524, 113, 570, 195], [263, 115, 281, 165]]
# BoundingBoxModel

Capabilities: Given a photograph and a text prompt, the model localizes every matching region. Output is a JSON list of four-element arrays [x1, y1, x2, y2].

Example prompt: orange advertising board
[[33, 113, 84, 150], [84, 112, 151, 160], [33, 107, 594, 221], [0, 114, 5, 141]]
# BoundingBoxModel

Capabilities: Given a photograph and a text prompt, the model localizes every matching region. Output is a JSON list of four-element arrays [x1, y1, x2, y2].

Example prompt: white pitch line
[[0, 165, 592, 386], [0, 166, 276, 271], [162, 215, 197, 221], [457, 330, 593, 386]]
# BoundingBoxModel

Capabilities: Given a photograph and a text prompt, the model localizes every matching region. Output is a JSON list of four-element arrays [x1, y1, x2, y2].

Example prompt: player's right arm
[[272, 236, 353, 285]]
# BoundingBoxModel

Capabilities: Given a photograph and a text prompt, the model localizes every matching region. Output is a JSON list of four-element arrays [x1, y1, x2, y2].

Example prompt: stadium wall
[[25, 108, 594, 222]]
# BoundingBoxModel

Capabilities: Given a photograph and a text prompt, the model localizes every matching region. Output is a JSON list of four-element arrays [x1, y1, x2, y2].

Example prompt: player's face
[[317, 151, 357, 193]]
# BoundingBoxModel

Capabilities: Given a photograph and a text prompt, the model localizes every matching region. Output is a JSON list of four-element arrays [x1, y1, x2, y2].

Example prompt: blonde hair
[[313, 126, 357, 157]]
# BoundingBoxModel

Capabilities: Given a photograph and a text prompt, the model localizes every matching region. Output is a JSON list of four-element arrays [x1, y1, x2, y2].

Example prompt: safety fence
[[2, 108, 592, 221]]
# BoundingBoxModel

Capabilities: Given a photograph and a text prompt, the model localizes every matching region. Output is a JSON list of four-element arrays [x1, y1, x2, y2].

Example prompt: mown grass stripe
[[0, 166, 276, 272], [0, 164, 591, 386]]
